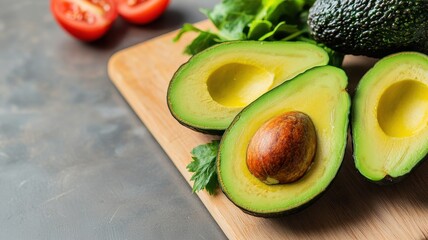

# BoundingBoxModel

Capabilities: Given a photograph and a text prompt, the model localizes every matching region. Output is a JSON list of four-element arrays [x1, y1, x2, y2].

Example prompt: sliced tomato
[[117, 0, 170, 25], [51, 0, 118, 41]]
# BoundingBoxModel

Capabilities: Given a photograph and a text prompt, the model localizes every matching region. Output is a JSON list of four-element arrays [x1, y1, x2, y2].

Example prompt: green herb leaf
[[248, 20, 273, 40], [259, 21, 302, 41], [187, 140, 220, 195], [173, 23, 202, 42], [184, 31, 220, 55], [259, 0, 287, 24], [173, 23, 221, 55], [202, 0, 262, 40], [281, 0, 305, 19]]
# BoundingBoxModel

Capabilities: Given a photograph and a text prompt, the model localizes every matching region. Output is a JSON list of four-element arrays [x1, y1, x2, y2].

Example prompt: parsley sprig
[[187, 140, 220, 195]]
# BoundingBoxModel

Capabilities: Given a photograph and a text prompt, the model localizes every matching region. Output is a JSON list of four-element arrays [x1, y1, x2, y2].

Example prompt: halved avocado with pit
[[352, 52, 428, 183], [217, 66, 350, 216], [167, 41, 329, 134]]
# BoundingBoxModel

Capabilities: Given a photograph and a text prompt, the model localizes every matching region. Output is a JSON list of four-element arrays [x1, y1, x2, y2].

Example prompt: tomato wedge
[[51, 0, 118, 41], [117, 0, 170, 25]]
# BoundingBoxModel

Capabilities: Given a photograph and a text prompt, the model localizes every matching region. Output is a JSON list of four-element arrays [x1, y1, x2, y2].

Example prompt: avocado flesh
[[167, 41, 329, 133], [217, 66, 350, 216], [353, 52, 428, 182], [308, 0, 428, 58]]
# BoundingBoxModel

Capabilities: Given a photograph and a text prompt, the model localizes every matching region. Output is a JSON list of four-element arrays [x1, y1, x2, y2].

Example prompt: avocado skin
[[218, 173, 340, 217], [308, 0, 428, 58], [223, 190, 324, 217], [369, 156, 427, 185], [166, 100, 224, 136]]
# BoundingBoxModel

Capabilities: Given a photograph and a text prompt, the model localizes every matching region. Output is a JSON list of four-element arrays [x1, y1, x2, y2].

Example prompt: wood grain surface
[[108, 20, 428, 240]]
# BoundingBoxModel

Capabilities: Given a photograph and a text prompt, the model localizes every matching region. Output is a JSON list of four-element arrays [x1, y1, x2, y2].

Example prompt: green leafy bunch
[[174, 0, 333, 54], [174, 0, 342, 65]]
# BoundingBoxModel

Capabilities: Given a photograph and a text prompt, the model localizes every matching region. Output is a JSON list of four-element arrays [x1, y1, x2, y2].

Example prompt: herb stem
[[281, 29, 308, 41]]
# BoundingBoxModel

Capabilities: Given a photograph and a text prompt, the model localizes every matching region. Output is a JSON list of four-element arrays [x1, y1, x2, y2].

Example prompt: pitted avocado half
[[167, 41, 329, 134], [352, 52, 428, 183], [217, 66, 350, 216]]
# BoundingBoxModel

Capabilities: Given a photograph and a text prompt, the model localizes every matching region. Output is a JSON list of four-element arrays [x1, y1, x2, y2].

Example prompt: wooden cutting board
[[108, 20, 428, 240]]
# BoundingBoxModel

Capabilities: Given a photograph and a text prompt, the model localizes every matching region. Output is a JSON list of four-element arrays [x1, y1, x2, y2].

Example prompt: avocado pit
[[246, 111, 317, 184]]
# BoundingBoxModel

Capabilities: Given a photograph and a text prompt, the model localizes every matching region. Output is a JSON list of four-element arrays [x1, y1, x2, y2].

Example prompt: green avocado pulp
[[167, 41, 329, 133], [207, 63, 274, 107], [218, 66, 350, 215], [353, 52, 428, 181], [377, 80, 428, 138]]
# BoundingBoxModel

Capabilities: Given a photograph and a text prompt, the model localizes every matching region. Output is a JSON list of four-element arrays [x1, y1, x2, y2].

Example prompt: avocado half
[[217, 66, 350, 216], [352, 52, 428, 183], [167, 41, 329, 134]]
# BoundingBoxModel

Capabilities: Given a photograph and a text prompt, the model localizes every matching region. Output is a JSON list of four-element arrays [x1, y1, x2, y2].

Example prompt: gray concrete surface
[[0, 1, 226, 239]]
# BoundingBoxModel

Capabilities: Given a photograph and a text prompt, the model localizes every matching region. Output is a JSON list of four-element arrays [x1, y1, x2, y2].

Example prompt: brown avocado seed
[[246, 111, 317, 184]]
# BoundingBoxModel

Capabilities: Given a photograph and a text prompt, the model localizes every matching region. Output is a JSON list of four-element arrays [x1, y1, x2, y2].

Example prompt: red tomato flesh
[[51, 0, 118, 41], [117, 0, 170, 25]]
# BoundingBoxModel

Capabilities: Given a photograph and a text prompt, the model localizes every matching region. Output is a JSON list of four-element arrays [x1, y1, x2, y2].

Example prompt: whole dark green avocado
[[307, 0, 428, 58]]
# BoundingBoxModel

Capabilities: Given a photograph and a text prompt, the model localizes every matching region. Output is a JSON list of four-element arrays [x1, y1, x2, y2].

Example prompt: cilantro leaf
[[187, 140, 220, 195], [259, 21, 302, 41], [202, 0, 262, 40], [173, 23, 202, 42], [184, 31, 220, 55], [257, 0, 287, 24], [248, 20, 273, 40], [173, 23, 222, 55]]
